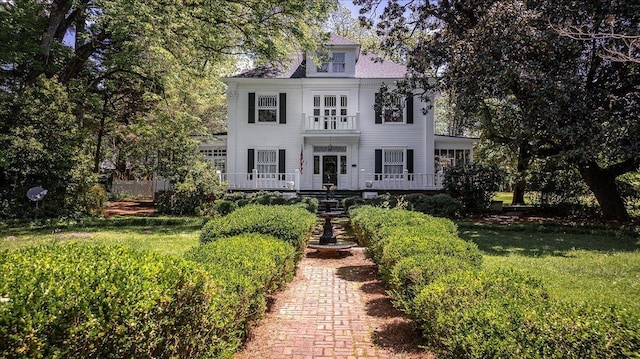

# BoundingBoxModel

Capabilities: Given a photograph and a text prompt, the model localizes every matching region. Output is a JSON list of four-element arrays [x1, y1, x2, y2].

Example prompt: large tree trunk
[[578, 162, 629, 221], [511, 144, 529, 205], [93, 98, 108, 173]]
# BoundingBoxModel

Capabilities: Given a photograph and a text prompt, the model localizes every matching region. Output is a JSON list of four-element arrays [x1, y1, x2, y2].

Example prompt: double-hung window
[[317, 52, 346, 74], [257, 150, 277, 174], [383, 149, 404, 175], [257, 95, 277, 122], [332, 53, 345, 73], [375, 92, 414, 124], [384, 96, 404, 123]]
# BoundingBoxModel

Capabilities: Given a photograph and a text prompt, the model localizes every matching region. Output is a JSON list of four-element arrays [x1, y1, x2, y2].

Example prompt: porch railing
[[219, 170, 444, 191], [221, 170, 301, 190], [363, 171, 445, 190]]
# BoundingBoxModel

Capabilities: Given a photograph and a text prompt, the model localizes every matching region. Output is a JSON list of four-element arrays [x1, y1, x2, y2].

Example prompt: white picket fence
[[111, 178, 172, 198]]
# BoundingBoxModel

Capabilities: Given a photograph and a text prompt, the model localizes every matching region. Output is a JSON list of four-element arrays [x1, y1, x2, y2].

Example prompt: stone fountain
[[308, 183, 357, 252]]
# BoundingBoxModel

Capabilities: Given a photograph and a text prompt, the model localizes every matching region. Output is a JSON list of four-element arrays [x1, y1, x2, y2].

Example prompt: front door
[[322, 155, 338, 187]]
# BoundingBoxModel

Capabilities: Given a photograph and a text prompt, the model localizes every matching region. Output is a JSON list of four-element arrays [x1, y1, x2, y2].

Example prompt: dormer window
[[317, 52, 346, 73]]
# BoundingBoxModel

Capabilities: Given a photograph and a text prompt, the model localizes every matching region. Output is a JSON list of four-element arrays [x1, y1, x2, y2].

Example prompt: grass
[[492, 191, 514, 204], [0, 216, 203, 257], [457, 221, 640, 312]]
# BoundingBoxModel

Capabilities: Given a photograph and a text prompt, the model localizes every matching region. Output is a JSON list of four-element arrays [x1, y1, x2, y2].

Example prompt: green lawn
[[492, 191, 515, 204], [0, 217, 203, 257], [458, 222, 640, 312]]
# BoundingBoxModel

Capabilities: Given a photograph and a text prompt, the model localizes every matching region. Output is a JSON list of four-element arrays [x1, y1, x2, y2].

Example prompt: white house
[[206, 34, 476, 192]]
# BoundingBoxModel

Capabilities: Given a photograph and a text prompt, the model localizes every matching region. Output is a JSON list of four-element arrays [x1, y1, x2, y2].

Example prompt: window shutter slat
[[279, 93, 286, 124], [375, 149, 382, 173], [278, 149, 286, 175], [374, 93, 382, 124], [247, 149, 255, 172], [406, 94, 414, 124], [248, 93, 255, 123], [407, 149, 414, 173]]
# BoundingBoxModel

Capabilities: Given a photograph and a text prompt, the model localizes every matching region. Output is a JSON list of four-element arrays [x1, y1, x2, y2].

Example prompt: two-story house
[[208, 34, 476, 193]]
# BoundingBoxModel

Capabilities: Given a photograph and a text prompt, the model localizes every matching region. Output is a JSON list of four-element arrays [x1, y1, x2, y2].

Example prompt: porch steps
[[299, 190, 361, 203]]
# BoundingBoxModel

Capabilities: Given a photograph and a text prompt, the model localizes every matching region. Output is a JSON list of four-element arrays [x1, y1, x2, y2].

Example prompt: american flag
[[299, 144, 304, 174]]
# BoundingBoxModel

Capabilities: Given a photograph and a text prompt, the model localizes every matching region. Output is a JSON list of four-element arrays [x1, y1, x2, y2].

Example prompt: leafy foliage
[[0, 244, 226, 358], [184, 234, 296, 350], [0, 76, 92, 218], [358, 0, 640, 220], [200, 204, 316, 255], [0, 0, 335, 217], [155, 161, 226, 215], [444, 163, 506, 213], [350, 205, 640, 358]]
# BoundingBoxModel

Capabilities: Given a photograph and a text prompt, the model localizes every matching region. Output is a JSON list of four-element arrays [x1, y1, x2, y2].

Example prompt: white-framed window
[[332, 52, 345, 73], [384, 149, 404, 174], [200, 148, 227, 173], [257, 95, 277, 122], [317, 52, 346, 73], [434, 149, 471, 170], [257, 150, 277, 173], [384, 96, 404, 123]]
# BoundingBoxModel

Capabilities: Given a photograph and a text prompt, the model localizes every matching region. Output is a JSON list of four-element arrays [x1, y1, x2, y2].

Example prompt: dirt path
[[104, 200, 156, 217], [235, 221, 433, 359]]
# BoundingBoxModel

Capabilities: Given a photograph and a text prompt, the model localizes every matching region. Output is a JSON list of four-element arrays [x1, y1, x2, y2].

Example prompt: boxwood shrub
[[0, 244, 232, 358], [388, 255, 474, 313], [184, 234, 296, 345], [350, 206, 640, 358], [413, 269, 640, 358], [200, 204, 316, 255]]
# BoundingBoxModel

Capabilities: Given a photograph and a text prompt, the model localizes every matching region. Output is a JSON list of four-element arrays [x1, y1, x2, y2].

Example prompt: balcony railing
[[305, 115, 358, 131]]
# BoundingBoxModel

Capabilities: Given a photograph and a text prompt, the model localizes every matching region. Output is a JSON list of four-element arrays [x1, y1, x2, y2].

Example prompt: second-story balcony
[[304, 114, 359, 132]]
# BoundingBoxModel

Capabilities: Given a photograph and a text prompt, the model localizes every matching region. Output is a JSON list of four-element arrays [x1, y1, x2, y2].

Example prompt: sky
[[340, 0, 363, 18]]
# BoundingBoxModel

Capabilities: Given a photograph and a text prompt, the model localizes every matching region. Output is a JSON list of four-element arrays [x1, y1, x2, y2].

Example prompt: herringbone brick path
[[235, 245, 432, 359]]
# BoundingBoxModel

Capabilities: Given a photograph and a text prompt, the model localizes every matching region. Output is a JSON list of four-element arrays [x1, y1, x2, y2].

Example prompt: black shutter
[[247, 148, 255, 173], [375, 149, 382, 174], [278, 149, 286, 174], [406, 94, 414, 124], [374, 93, 382, 124], [248, 93, 255, 123], [407, 149, 414, 173], [279, 93, 286, 124]]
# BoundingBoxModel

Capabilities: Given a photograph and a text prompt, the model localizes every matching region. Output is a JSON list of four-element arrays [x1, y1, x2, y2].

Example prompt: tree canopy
[[357, 0, 640, 220], [0, 0, 335, 217]]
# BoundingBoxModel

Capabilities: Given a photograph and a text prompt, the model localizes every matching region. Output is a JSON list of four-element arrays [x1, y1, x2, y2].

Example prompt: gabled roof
[[232, 53, 406, 79], [228, 33, 407, 80], [355, 54, 407, 78], [327, 33, 360, 46]]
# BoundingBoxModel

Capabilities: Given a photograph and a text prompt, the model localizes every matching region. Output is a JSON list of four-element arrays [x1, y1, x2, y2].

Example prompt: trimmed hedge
[[0, 244, 228, 358], [184, 234, 296, 347], [200, 204, 316, 255], [413, 269, 640, 358], [350, 206, 640, 358], [342, 193, 462, 218]]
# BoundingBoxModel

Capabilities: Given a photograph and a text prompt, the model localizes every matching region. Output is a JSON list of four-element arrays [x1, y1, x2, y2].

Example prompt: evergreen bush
[[0, 244, 231, 358], [199, 204, 316, 255], [184, 234, 296, 345]]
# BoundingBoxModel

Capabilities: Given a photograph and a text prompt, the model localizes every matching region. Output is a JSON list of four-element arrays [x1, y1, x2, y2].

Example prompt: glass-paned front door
[[322, 156, 338, 187]]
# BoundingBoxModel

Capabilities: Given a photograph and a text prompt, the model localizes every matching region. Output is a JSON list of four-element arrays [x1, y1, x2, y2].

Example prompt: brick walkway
[[235, 248, 386, 358], [235, 246, 431, 359]]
